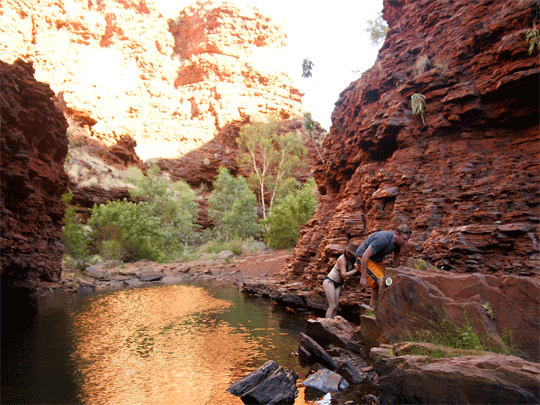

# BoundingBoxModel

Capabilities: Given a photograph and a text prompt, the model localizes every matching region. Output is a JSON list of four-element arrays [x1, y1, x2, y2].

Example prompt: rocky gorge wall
[[0, 59, 69, 286], [0, 0, 303, 161], [284, 0, 539, 286]]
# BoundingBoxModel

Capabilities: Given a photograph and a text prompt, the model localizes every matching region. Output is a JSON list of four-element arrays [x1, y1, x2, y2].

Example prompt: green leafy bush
[[263, 179, 318, 249], [124, 166, 200, 246], [207, 166, 262, 241], [85, 166, 200, 263], [61, 191, 90, 268], [88, 199, 166, 262]]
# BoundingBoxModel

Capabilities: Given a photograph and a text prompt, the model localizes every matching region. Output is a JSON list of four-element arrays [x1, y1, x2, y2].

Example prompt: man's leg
[[370, 285, 379, 308]]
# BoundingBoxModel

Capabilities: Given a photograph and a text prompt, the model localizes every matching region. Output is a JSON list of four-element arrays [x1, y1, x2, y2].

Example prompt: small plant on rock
[[526, 23, 540, 55], [481, 302, 495, 319], [411, 93, 427, 126], [415, 258, 427, 270]]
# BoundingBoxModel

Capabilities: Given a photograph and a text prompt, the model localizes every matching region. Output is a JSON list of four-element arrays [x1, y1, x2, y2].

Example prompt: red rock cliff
[[284, 0, 539, 284], [0, 59, 69, 286], [0, 0, 302, 161]]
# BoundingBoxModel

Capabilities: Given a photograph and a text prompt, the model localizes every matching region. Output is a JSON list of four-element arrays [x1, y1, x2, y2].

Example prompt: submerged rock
[[301, 368, 349, 393], [227, 360, 298, 405]]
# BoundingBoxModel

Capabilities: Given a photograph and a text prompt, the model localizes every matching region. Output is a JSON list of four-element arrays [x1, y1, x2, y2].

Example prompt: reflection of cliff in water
[[0, 283, 311, 405]]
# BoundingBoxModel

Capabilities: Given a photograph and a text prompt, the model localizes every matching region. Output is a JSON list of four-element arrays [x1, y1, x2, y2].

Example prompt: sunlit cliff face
[[0, 0, 302, 161]]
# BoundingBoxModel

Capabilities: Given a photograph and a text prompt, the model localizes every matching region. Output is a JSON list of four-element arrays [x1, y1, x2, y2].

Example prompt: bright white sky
[[156, 0, 384, 130]]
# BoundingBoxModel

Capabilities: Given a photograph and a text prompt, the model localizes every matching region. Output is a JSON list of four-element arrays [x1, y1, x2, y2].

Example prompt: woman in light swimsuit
[[323, 243, 359, 318]]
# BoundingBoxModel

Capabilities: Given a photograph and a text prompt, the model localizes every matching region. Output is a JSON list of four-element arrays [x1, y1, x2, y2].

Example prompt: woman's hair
[[396, 224, 412, 235]]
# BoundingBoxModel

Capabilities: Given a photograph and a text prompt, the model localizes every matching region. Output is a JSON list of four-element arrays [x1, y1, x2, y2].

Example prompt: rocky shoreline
[[35, 249, 294, 297], [34, 249, 540, 404]]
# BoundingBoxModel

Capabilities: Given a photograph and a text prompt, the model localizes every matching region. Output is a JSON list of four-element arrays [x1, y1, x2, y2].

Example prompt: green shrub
[[124, 165, 200, 246], [407, 306, 500, 354], [198, 239, 246, 256], [61, 191, 90, 268], [88, 199, 167, 262], [263, 179, 318, 249], [207, 166, 262, 241]]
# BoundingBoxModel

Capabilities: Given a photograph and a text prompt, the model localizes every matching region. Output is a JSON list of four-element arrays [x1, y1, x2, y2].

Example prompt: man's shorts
[[357, 259, 385, 289]]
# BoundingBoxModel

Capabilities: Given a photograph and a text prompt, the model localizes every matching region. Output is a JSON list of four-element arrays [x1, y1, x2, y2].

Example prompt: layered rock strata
[[0, 0, 303, 160], [284, 0, 540, 285], [0, 59, 69, 286]]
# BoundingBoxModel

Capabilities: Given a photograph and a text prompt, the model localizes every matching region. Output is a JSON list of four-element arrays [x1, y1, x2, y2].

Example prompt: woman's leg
[[323, 279, 338, 318], [332, 286, 342, 317]]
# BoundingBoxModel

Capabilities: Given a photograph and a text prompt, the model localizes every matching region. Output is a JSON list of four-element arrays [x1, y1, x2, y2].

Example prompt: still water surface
[[1, 282, 328, 405]]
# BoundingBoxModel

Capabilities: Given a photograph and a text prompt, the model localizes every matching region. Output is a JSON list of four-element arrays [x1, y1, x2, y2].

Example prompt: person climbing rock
[[356, 225, 412, 308], [323, 243, 359, 318]]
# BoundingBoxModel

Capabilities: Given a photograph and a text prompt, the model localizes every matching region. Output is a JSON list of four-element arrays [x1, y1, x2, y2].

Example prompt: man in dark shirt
[[356, 224, 411, 307]]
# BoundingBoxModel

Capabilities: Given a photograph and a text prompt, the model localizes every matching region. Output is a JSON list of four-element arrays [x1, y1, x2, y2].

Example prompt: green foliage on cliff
[[526, 23, 540, 55], [366, 12, 388, 47], [207, 166, 262, 241], [61, 191, 90, 269], [262, 179, 318, 249]]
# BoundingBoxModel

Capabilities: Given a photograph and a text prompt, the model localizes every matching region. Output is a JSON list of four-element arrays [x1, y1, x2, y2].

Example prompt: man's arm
[[393, 252, 400, 268], [360, 247, 374, 287]]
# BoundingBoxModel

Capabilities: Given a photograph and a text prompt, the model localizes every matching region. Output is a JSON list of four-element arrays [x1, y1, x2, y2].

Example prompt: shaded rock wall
[[284, 0, 539, 284], [0, 0, 302, 161], [0, 59, 69, 286]]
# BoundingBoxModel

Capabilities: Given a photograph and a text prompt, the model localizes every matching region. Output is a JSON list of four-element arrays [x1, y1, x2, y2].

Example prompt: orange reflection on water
[[71, 285, 264, 405]]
